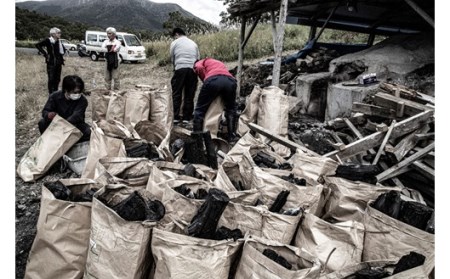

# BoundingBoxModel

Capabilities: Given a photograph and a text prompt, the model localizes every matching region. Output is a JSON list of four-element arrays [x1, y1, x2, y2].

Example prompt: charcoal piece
[[398, 201, 434, 231], [393, 252, 426, 274], [170, 139, 185, 156], [213, 226, 243, 241], [183, 133, 209, 166], [254, 199, 264, 207], [44, 181, 71, 201], [370, 190, 402, 219], [146, 200, 165, 221], [125, 140, 151, 158], [335, 164, 380, 184], [187, 188, 230, 239], [425, 211, 435, 234], [253, 152, 278, 168], [262, 249, 292, 270], [278, 162, 292, 170], [195, 188, 208, 200], [183, 163, 196, 177], [355, 267, 390, 278], [269, 190, 290, 213], [72, 188, 99, 202], [111, 191, 148, 221], [174, 184, 192, 197], [281, 174, 306, 186]]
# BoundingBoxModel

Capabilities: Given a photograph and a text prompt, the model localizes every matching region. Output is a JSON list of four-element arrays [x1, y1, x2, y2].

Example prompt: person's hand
[[47, 112, 56, 120], [44, 54, 49, 63]]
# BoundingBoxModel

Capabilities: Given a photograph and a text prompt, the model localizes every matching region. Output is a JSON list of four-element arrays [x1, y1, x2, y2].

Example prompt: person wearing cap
[[38, 75, 91, 142], [169, 27, 200, 124], [193, 58, 239, 144], [102, 27, 122, 90], [35, 27, 66, 94]]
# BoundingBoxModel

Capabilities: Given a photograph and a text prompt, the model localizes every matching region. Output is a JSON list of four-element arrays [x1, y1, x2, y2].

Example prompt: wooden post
[[403, 0, 435, 28], [236, 16, 247, 98], [372, 120, 396, 165], [271, 0, 288, 87], [271, 10, 277, 51]]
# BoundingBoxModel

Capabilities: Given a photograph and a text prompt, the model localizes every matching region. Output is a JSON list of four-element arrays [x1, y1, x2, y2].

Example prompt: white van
[[84, 30, 146, 63]]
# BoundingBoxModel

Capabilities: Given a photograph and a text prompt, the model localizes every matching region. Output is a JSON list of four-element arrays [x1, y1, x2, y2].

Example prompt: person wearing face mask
[[35, 27, 67, 94], [102, 27, 122, 90], [38, 75, 91, 142]]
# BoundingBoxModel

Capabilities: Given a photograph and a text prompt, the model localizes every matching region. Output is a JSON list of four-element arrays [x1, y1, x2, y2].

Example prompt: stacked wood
[[296, 47, 340, 73]]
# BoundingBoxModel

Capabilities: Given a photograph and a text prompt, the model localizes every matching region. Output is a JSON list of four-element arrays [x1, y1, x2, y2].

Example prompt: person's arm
[[101, 40, 108, 52], [114, 39, 121, 52], [35, 39, 48, 59], [42, 93, 57, 120], [66, 97, 88, 124], [194, 60, 206, 81]]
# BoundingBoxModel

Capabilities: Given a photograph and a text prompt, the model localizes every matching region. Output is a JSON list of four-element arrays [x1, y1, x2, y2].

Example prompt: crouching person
[[38, 75, 91, 142], [193, 58, 239, 144]]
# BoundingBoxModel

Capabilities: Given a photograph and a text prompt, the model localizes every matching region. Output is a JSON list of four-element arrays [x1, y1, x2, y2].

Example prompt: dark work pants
[[38, 118, 91, 143], [171, 68, 198, 121], [193, 75, 237, 132], [47, 63, 63, 94]]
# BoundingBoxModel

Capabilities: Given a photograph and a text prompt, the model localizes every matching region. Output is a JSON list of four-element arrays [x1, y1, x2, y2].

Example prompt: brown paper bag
[[81, 123, 127, 179], [294, 212, 365, 272], [134, 120, 167, 146], [124, 90, 151, 131], [94, 157, 154, 187], [149, 87, 172, 129], [151, 228, 242, 279], [237, 85, 263, 136], [91, 88, 111, 122], [97, 119, 134, 139], [105, 91, 127, 123], [235, 235, 321, 279], [319, 259, 429, 279], [84, 184, 157, 279], [203, 95, 225, 139], [362, 204, 435, 274], [289, 150, 339, 182], [17, 115, 82, 182], [322, 177, 401, 223], [24, 178, 99, 279]]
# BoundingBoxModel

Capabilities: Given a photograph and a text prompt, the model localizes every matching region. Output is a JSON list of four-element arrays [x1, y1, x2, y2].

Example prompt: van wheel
[[119, 55, 123, 63], [90, 52, 99, 61]]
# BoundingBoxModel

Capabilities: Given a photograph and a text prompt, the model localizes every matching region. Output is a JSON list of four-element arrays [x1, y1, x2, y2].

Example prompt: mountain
[[15, 0, 206, 31]]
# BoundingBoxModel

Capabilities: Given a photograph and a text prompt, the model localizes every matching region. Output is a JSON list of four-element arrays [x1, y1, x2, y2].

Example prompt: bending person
[[193, 58, 239, 143], [38, 75, 91, 142]]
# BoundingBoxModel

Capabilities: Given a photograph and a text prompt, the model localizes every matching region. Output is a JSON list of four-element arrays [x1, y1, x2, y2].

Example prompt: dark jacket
[[35, 38, 66, 66], [42, 90, 88, 125]]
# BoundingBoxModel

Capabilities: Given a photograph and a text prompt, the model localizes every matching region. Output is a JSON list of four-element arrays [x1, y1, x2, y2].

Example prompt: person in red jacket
[[193, 58, 239, 143]]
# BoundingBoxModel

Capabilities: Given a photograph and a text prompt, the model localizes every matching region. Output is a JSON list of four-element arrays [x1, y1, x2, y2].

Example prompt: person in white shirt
[[169, 27, 200, 124], [102, 27, 122, 90]]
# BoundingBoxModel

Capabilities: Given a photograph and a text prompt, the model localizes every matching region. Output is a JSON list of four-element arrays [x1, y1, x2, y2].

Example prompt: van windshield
[[124, 35, 142, 47]]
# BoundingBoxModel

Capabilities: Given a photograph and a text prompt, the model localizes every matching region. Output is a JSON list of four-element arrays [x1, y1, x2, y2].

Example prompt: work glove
[[47, 112, 56, 120]]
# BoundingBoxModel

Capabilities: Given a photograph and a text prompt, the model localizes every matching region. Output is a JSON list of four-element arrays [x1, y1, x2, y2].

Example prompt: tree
[[163, 11, 219, 35]]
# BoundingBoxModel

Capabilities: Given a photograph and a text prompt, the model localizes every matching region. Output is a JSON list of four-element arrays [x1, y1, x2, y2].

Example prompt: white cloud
[[151, 0, 227, 25]]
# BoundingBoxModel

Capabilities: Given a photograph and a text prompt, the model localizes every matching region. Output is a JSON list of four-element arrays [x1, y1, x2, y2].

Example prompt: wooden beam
[[373, 92, 433, 116], [411, 160, 435, 181], [247, 122, 321, 157], [415, 132, 435, 141], [326, 113, 366, 129], [324, 110, 434, 160], [271, 0, 288, 87], [236, 16, 247, 98], [241, 15, 261, 49], [385, 124, 430, 161], [372, 120, 396, 165], [270, 10, 277, 51], [352, 102, 396, 119], [403, 0, 435, 28], [376, 142, 435, 182]]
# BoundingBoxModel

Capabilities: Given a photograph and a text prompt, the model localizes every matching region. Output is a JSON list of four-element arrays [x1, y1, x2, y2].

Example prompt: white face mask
[[69, 93, 81, 100]]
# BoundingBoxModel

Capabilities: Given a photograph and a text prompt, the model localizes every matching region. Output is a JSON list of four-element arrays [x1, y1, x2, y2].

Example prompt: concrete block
[[325, 82, 380, 121], [295, 72, 331, 120]]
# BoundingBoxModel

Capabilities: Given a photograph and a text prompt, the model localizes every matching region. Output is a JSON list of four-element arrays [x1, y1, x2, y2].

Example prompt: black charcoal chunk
[[44, 181, 71, 201], [262, 249, 292, 270], [269, 190, 290, 213], [370, 190, 402, 219], [393, 252, 426, 274]]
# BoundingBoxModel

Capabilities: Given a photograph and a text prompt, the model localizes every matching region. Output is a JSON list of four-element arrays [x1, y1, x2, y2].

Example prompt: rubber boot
[[192, 118, 203, 133], [226, 113, 240, 145]]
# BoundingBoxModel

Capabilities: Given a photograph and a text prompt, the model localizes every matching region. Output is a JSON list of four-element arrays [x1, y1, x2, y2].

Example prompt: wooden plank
[[373, 92, 433, 116], [380, 82, 435, 105], [324, 110, 434, 160], [326, 113, 365, 129], [372, 120, 396, 165], [247, 122, 321, 157], [404, 0, 435, 28], [236, 16, 247, 98], [411, 160, 435, 181], [271, 0, 288, 87], [352, 102, 396, 118], [415, 132, 435, 141], [376, 142, 435, 182], [385, 124, 430, 161]]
